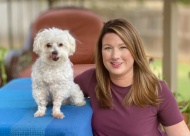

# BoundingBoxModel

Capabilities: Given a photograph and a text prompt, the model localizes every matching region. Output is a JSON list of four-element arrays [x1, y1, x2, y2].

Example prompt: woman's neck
[[110, 73, 133, 87]]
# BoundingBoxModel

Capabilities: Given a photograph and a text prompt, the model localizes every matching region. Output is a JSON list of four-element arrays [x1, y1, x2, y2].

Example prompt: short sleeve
[[157, 81, 183, 126]]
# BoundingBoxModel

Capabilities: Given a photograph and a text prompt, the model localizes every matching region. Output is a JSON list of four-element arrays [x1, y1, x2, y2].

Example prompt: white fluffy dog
[[31, 27, 86, 119]]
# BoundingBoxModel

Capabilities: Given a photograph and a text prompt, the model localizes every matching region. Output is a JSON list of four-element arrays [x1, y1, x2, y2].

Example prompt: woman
[[74, 19, 190, 136]]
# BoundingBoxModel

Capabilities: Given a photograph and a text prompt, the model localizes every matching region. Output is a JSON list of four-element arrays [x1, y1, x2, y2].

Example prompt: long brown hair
[[95, 19, 161, 108]]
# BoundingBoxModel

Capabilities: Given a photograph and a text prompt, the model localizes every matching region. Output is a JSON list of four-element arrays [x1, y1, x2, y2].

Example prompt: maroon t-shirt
[[74, 68, 183, 136]]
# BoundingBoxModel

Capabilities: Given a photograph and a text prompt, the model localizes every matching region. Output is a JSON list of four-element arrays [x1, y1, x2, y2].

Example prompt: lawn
[[0, 47, 8, 85], [150, 58, 190, 101]]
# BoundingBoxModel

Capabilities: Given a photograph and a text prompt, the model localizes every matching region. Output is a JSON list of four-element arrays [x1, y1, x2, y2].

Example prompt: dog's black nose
[[52, 51, 58, 55]]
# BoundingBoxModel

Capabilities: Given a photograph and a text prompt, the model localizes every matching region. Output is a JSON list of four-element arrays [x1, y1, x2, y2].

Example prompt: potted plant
[[178, 100, 190, 124], [173, 92, 190, 129]]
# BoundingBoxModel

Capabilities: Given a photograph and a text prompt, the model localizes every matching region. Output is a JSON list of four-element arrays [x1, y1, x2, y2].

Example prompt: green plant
[[174, 92, 190, 113], [178, 100, 190, 113], [173, 92, 190, 125]]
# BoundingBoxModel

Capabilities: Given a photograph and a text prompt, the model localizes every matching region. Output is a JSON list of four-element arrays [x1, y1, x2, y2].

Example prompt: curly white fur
[[31, 28, 86, 119]]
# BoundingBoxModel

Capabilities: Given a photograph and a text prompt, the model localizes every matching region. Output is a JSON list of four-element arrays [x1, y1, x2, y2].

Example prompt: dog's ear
[[65, 30, 76, 56], [33, 30, 44, 55]]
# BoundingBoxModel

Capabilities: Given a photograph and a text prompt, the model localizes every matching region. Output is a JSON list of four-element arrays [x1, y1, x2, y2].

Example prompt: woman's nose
[[111, 49, 119, 60]]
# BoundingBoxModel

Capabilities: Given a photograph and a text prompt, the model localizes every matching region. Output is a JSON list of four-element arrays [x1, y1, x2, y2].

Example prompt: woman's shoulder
[[158, 80, 172, 95], [158, 80, 177, 105], [159, 80, 168, 88], [77, 68, 96, 77], [74, 68, 96, 83], [159, 80, 172, 92], [157, 80, 183, 126]]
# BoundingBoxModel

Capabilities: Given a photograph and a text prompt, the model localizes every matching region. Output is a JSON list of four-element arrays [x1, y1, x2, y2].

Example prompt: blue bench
[[0, 78, 93, 136]]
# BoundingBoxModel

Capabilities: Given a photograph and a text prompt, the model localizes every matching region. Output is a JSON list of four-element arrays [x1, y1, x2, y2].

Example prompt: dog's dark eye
[[59, 43, 63, 47], [46, 43, 51, 48]]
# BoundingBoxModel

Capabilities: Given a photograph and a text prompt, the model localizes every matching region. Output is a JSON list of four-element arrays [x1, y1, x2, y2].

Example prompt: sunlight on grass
[[177, 61, 190, 101]]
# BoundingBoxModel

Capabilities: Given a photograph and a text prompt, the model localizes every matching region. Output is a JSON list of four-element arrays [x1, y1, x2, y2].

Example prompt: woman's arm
[[164, 120, 190, 136]]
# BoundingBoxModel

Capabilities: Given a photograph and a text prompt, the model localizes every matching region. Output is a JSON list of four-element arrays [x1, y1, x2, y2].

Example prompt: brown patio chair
[[4, 7, 103, 82]]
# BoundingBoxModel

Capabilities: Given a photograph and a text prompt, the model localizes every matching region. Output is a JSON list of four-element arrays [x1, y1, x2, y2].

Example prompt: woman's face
[[102, 33, 134, 79]]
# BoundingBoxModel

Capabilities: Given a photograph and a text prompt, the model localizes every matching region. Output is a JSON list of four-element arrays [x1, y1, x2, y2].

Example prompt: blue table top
[[0, 78, 93, 136]]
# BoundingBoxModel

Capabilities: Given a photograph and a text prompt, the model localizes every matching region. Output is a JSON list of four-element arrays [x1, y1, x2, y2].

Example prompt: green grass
[[150, 58, 190, 101], [0, 47, 8, 85], [177, 61, 190, 101]]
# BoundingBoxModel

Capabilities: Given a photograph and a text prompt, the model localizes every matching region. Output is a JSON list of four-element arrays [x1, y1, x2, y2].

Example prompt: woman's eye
[[120, 46, 127, 49], [59, 43, 63, 47], [46, 43, 51, 48], [104, 47, 111, 50]]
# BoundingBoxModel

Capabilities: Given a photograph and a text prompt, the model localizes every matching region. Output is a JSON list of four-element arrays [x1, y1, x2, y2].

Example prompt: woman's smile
[[110, 62, 122, 68]]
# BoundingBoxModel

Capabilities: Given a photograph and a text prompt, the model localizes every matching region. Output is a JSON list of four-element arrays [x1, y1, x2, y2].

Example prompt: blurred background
[[0, 0, 190, 101]]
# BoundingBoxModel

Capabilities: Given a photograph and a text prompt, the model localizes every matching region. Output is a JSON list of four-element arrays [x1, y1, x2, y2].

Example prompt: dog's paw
[[75, 100, 86, 106], [34, 111, 45, 117], [52, 111, 65, 119]]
